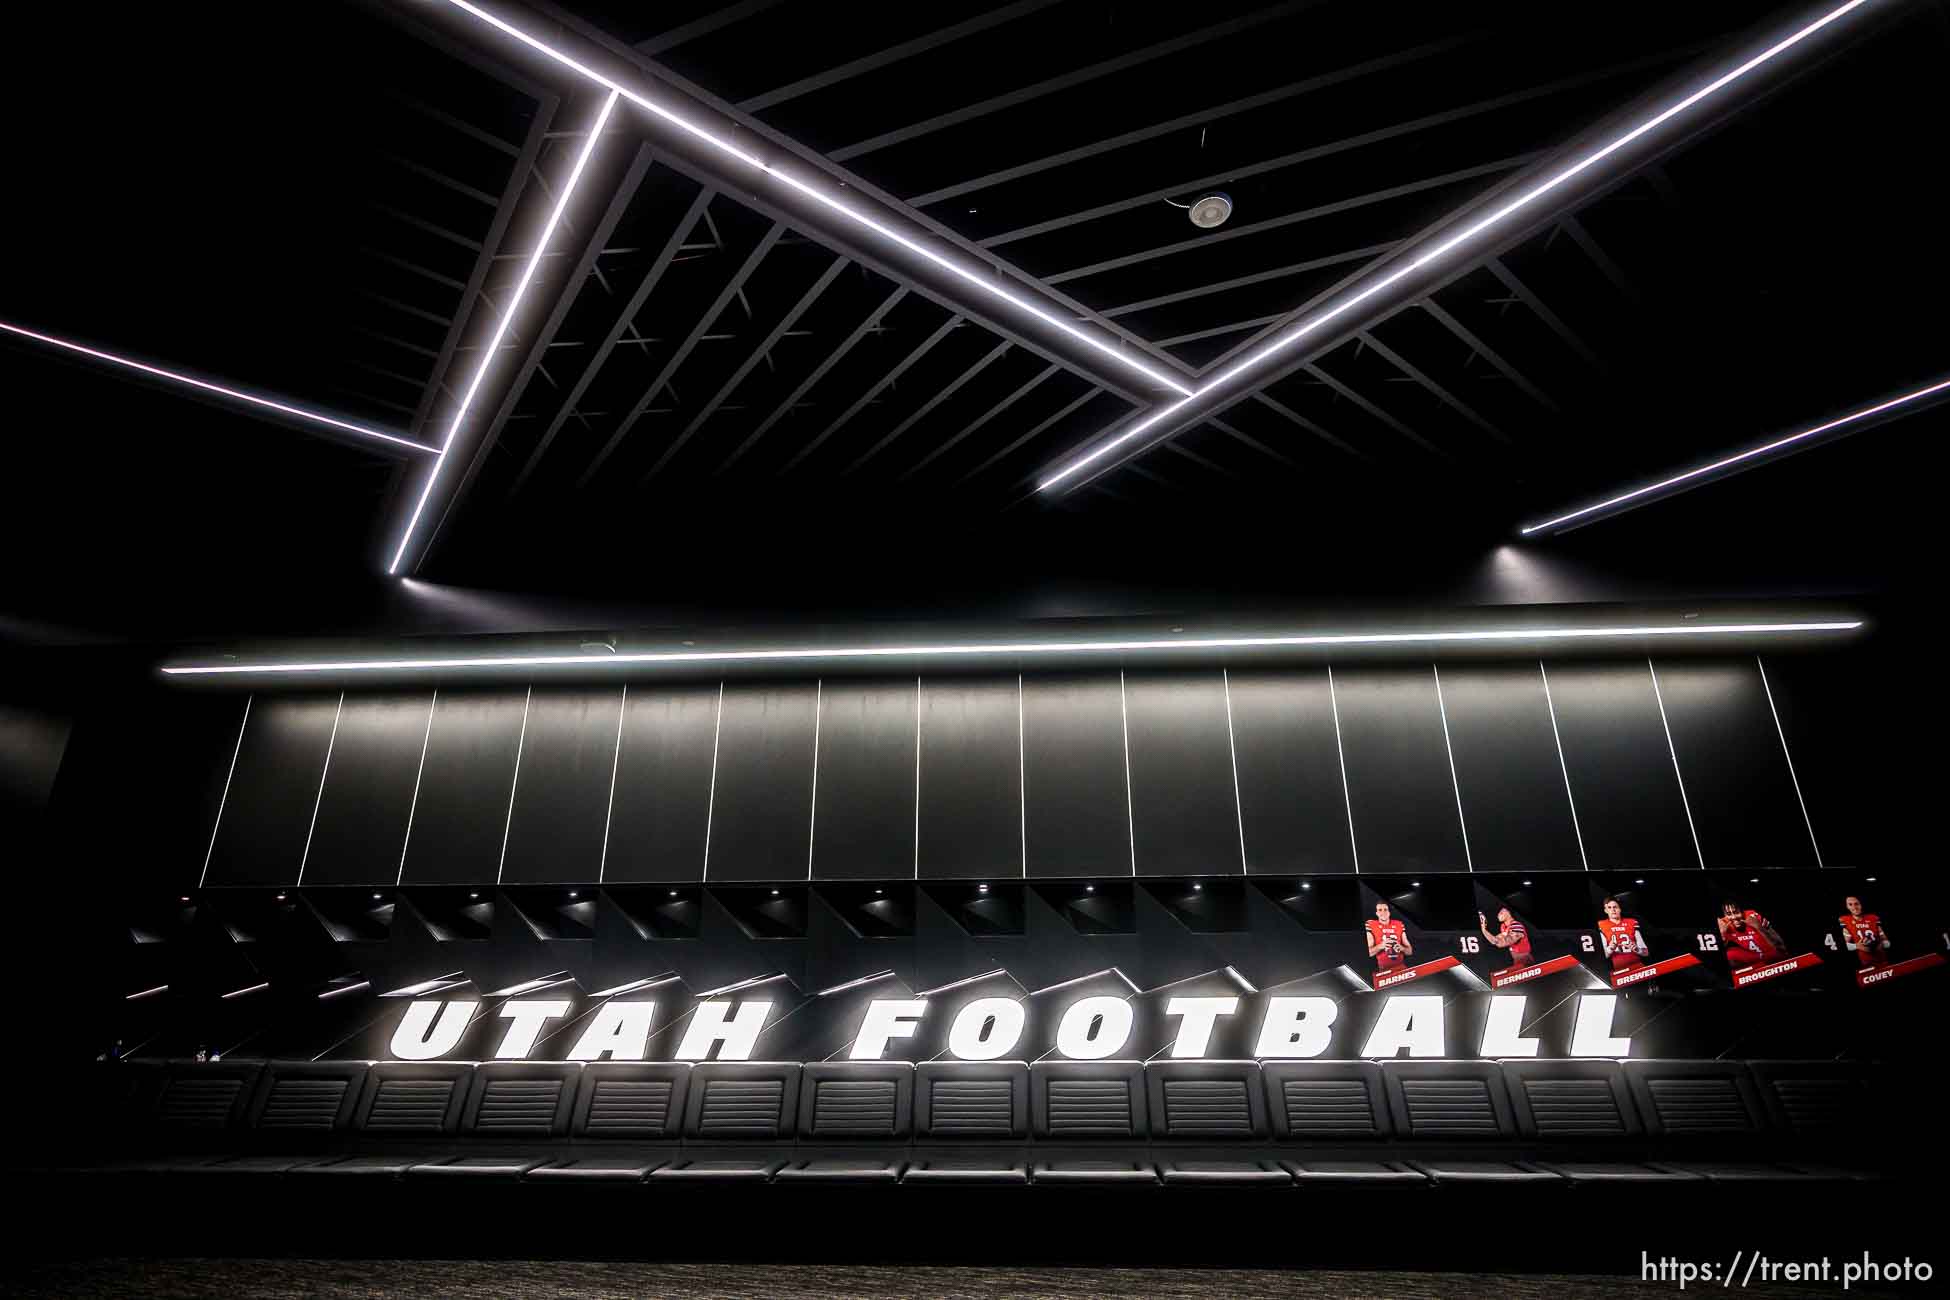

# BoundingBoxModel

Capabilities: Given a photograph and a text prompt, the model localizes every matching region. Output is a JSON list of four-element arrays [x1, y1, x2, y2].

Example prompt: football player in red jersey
[[1479, 906, 1533, 969], [1839, 895, 1890, 969], [1366, 901, 1413, 974], [1597, 897, 1649, 974], [1718, 900, 1784, 970]]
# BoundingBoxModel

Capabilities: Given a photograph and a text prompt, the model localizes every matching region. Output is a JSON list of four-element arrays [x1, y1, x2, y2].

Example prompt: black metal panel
[[811, 679, 918, 880], [1436, 665, 1585, 873], [706, 682, 819, 882], [603, 684, 720, 884], [500, 688, 626, 884], [1124, 672, 1242, 877], [397, 689, 529, 886], [1332, 668, 1469, 875], [203, 693, 342, 887], [915, 676, 1022, 881], [1021, 674, 1130, 878], [1544, 662, 1700, 872], [1226, 670, 1355, 875], [300, 692, 435, 887], [1652, 661, 1817, 871]]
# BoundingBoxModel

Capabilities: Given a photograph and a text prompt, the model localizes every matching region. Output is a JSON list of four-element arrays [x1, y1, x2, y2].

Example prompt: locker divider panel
[[397, 689, 529, 885], [811, 679, 919, 880], [915, 676, 1022, 881], [602, 684, 721, 883], [203, 693, 341, 887], [1333, 668, 1470, 874], [300, 692, 435, 886], [1021, 674, 1131, 878], [705, 682, 819, 882], [1124, 671, 1243, 876], [1226, 670, 1357, 875], [500, 688, 627, 884], [1543, 662, 1701, 872]]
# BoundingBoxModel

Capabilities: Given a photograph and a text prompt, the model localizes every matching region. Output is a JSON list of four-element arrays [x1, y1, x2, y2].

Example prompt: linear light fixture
[[1035, 0, 1873, 492], [917, 969, 1012, 997], [816, 970, 898, 997], [589, 974, 683, 998], [434, 0, 1190, 400], [0, 319, 436, 454], [381, 971, 468, 998], [387, 89, 621, 575], [1521, 374, 1950, 535], [221, 982, 271, 1000], [162, 620, 1861, 678], [486, 973, 576, 998]]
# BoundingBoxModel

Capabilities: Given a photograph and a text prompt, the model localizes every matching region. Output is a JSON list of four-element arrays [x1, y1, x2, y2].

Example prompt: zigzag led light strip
[[161, 620, 1861, 677], [0, 319, 435, 455], [1521, 373, 1950, 534], [434, 0, 1192, 400], [1034, 0, 1874, 492], [387, 89, 621, 574]]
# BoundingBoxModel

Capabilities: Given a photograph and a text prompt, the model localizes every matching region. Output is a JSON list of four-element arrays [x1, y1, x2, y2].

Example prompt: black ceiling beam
[[1203, 416, 1311, 477], [1557, 215, 1641, 304], [1294, 360, 1448, 461], [904, 36, 1465, 207], [580, 222, 786, 486], [897, 363, 1062, 483], [1036, 2, 1880, 495], [738, 0, 1062, 114], [1246, 393, 1367, 463], [450, 1, 1194, 402], [842, 340, 1014, 476], [401, 95, 558, 448], [1046, 156, 1536, 286], [956, 387, 1108, 488], [417, 139, 655, 566], [1355, 329, 1507, 444], [827, 0, 1310, 162], [715, 284, 909, 475], [639, 253, 853, 484], [633, 0, 786, 57], [1484, 257, 1601, 368], [778, 312, 963, 475], [1101, 243, 1399, 321], [980, 44, 1695, 250], [1418, 297, 1559, 412], [508, 186, 718, 496]]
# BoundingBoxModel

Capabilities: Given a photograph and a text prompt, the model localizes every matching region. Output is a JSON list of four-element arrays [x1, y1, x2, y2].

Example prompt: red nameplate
[[1611, 953, 1702, 988], [1856, 952, 1947, 988], [1731, 951, 1822, 988], [1490, 954, 1581, 988], [1373, 955, 1460, 990]]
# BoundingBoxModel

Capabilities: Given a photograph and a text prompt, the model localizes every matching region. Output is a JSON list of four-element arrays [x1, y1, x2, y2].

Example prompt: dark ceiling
[[3, 0, 1945, 646]]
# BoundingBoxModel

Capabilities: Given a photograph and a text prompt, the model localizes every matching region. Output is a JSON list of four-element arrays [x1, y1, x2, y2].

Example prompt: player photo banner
[[1857, 953, 1946, 988], [1612, 953, 1702, 988], [1490, 954, 1582, 989], [1373, 955, 1460, 989], [1731, 951, 1823, 988]]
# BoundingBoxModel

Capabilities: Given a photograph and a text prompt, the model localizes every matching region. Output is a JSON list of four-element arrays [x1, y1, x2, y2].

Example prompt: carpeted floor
[[0, 1261, 1917, 1298]]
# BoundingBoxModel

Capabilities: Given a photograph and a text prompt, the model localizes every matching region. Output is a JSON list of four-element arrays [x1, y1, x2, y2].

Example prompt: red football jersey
[[1366, 918, 1408, 969], [1839, 913, 1884, 965], [1501, 917, 1533, 965], [1598, 917, 1646, 972], [1722, 910, 1779, 965]]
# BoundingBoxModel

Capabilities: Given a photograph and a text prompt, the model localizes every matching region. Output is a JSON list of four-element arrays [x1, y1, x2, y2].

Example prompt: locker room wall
[[55, 656, 1852, 890]]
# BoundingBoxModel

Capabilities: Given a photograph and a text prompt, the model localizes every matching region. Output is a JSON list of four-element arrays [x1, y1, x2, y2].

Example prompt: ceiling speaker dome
[[1188, 192, 1232, 228]]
